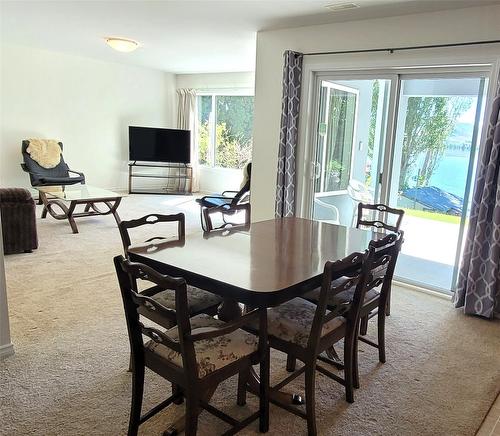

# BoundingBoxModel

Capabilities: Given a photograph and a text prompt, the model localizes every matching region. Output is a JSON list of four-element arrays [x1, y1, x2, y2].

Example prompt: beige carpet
[[1, 195, 499, 436]]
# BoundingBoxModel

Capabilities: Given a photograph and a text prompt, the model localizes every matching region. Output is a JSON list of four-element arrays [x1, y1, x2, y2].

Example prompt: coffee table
[[36, 184, 123, 233]]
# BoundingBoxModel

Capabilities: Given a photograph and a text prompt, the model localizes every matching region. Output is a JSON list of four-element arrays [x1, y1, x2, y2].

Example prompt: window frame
[[196, 88, 254, 170]]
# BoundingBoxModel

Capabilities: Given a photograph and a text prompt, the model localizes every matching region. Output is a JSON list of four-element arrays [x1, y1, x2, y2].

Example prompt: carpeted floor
[[1, 195, 499, 436]]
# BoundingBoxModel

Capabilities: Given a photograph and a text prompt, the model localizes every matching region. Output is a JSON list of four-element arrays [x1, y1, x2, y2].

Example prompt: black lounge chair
[[21, 139, 85, 187], [196, 162, 251, 231]]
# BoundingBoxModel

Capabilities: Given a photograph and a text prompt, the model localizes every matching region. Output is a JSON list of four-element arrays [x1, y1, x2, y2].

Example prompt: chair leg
[[128, 361, 144, 436], [378, 306, 387, 363], [237, 369, 249, 406], [344, 335, 355, 404], [286, 354, 296, 372], [305, 364, 317, 436], [386, 291, 391, 316], [184, 391, 200, 436], [353, 327, 360, 389], [360, 315, 369, 336], [172, 383, 184, 405]]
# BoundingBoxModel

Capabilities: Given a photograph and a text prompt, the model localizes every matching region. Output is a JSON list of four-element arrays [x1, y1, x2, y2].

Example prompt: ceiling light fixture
[[105, 37, 140, 53], [324, 2, 360, 12]]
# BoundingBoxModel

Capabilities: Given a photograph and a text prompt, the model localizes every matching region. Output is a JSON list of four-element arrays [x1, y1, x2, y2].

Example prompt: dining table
[[128, 217, 383, 434]]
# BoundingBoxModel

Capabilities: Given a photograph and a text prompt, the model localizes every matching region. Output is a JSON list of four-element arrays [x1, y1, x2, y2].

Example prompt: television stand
[[128, 162, 193, 195]]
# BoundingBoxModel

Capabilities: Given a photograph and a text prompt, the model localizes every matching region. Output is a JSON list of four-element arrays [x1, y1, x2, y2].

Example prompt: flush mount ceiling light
[[105, 37, 140, 53], [324, 2, 359, 12]]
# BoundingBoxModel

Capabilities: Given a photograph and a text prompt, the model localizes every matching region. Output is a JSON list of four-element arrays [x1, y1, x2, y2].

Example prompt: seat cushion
[[146, 314, 258, 378], [149, 285, 223, 314], [196, 196, 232, 208], [303, 277, 380, 312], [266, 298, 345, 348]]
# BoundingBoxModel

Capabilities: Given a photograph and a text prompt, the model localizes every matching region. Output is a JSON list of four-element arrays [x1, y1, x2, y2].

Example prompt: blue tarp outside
[[402, 186, 463, 215]]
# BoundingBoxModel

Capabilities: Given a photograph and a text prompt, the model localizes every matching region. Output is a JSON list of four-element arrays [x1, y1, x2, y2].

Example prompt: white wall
[[252, 4, 500, 222], [0, 43, 177, 191], [176, 72, 254, 193], [176, 71, 254, 92]]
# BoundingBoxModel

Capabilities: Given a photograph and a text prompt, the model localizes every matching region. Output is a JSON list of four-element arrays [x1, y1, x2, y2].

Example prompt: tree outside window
[[197, 93, 254, 170]]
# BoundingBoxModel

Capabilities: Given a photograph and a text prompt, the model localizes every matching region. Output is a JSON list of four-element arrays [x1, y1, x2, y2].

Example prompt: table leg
[[259, 308, 269, 433], [108, 197, 122, 224], [66, 201, 79, 234], [39, 192, 48, 219], [218, 299, 242, 322]]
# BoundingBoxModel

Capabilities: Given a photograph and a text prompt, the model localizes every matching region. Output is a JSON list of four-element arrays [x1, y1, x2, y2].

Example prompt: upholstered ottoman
[[0, 188, 38, 254]]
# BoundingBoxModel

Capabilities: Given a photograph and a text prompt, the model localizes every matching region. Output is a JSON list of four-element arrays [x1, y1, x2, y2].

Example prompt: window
[[197, 92, 254, 169], [315, 82, 359, 193]]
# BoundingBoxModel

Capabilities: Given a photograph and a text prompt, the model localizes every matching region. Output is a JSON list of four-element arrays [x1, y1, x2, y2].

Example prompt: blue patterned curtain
[[275, 51, 303, 218], [454, 78, 500, 318]]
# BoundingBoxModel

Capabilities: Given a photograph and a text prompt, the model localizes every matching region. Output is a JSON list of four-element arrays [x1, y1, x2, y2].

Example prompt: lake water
[[415, 153, 473, 199]]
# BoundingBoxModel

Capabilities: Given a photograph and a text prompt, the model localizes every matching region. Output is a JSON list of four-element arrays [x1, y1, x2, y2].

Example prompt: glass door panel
[[312, 79, 391, 226], [389, 77, 487, 291]]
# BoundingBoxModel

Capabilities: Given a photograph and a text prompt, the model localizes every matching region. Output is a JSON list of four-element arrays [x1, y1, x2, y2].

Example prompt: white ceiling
[[2, 0, 499, 74]]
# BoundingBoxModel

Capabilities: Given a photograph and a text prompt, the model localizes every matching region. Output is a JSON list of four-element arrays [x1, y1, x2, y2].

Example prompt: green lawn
[[402, 208, 461, 224]]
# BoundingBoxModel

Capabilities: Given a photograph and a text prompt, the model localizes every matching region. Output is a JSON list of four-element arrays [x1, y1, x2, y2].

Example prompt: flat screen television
[[129, 126, 191, 164]]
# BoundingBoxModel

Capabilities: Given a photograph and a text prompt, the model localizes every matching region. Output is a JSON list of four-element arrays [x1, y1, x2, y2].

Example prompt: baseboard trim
[[0, 343, 14, 359], [394, 280, 453, 301]]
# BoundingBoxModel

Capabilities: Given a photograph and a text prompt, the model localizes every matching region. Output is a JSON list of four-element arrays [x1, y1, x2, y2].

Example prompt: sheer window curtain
[[177, 89, 199, 192]]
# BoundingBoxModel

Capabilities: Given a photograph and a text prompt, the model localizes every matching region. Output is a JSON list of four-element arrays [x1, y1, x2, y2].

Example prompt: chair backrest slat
[[118, 213, 185, 257], [357, 202, 404, 233]]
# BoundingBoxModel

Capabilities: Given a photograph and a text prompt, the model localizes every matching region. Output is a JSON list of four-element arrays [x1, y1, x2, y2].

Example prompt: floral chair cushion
[[265, 298, 345, 348], [147, 285, 223, 314], [145, 314, 258, 378]]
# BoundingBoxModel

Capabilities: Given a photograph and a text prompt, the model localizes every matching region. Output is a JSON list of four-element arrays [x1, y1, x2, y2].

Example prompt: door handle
[[310, 162, 321, 180]]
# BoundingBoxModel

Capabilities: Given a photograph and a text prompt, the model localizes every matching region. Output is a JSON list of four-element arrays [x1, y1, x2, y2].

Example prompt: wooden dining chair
[[303, 232, 403, 388], [118, 213, 223, 329], [356, 202, 404, 233], [356, 202, 404, 317], [255, 248, 383, 435], [114, 256, 267, 436]]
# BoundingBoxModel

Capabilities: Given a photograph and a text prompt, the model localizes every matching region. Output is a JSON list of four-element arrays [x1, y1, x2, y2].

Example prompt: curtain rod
[[304, 39, 500, 56]]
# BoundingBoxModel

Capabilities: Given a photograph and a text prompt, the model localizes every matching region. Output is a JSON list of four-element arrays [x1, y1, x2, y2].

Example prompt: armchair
[[196, 162, 251, 231], [21, 139, 85, 187]]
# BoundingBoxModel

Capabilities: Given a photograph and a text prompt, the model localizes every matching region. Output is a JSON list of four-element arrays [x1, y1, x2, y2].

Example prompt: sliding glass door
[[389, 76, 487, 290], [311, 78, 392, 226], [304, 70, 488, 292]]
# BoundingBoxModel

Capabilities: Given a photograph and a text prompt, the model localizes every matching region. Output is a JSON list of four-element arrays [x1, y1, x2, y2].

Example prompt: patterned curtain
[[177, 89, 199, 192], [275, 51, 303, 218], [453, 78, 500, 318]]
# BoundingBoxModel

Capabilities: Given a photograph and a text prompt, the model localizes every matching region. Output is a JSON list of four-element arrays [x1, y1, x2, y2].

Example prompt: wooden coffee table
[[36, 184, 123, 233]]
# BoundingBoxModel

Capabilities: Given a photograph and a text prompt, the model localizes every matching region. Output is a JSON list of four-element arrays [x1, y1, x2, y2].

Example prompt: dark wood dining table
[[128, 217, 383, 433]]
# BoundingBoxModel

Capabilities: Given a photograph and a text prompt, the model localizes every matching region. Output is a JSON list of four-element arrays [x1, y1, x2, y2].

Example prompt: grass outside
[[402, 208, 461, 224]]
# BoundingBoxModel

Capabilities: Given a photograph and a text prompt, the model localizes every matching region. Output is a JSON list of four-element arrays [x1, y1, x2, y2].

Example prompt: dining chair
[[356, 202, 404, 233], [118, 213, 224, 374], [303, 232, 403, 387], [356, 202, 404, 318], [257, 248, 383, 435], [114, 256, 267, 436], [118, 213, 223, 329]]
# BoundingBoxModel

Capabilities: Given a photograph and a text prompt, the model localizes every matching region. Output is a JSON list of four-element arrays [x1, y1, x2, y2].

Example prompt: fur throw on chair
[[26, 139, 62, 169]]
